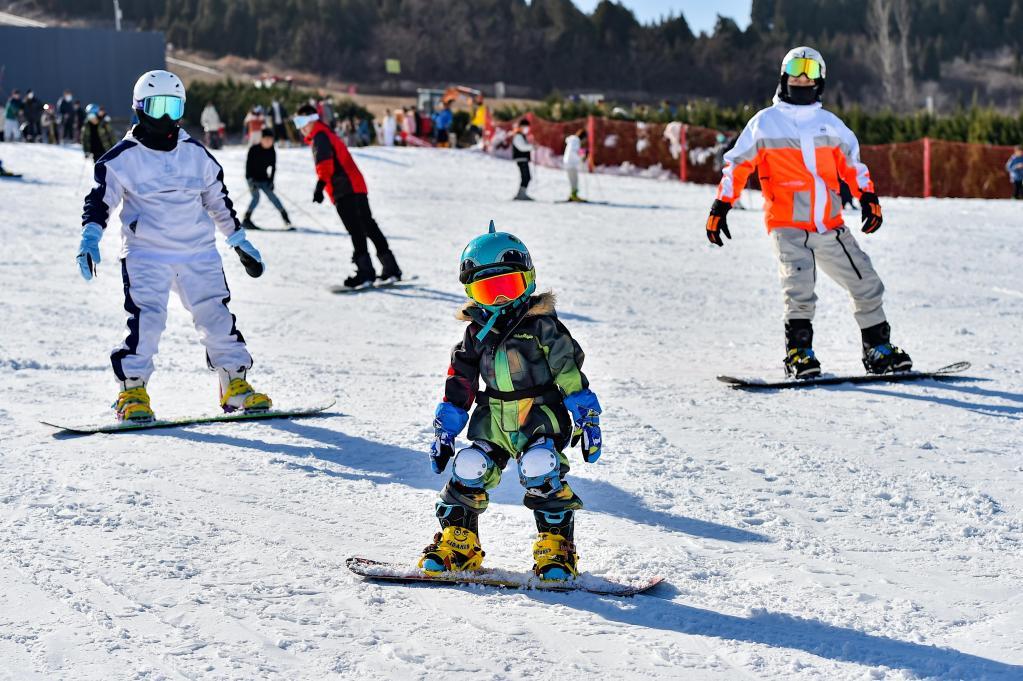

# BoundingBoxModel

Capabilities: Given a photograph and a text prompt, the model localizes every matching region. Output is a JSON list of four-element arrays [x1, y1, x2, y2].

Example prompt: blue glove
[[76, 222, 103, 281], [227, 228, 264, 278], [430, 402, 469, 473], [563, 389, 602, 463]]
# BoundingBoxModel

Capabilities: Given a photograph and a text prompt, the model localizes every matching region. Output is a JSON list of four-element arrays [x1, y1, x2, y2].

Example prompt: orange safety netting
[[491, 115, 1017, 199]]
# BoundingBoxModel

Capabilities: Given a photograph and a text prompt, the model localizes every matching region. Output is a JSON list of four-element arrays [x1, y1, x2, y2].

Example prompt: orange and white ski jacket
[[717, 99, 874, 233]]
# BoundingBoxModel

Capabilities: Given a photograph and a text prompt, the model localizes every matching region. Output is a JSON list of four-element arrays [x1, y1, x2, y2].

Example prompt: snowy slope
[[1, 141, 1021, 680]]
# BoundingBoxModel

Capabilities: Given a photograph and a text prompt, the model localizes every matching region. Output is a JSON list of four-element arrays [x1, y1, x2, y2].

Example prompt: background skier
[[423, 221, 603, 581], [244, 128, 291, 229], [76, 70, 270, 422], [3, 90, 23, 142], [293, 104, 402, 289], [704, 46, 911, 379], [563, 128, 587, 202], [512, 119, 533, 200], [1006, 146, 1023, 199], [81, 104, 115, 162]]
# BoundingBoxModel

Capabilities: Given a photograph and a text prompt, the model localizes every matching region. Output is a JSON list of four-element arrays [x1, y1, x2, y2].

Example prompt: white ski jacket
[[83, 129, 241, 262], [563, 134, 582, 168]]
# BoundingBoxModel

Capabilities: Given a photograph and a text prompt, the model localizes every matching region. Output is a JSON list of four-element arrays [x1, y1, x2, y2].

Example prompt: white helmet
[[778, 46, 826, 104], [780, 46, 827, 79], [132, 70, 185, 110]]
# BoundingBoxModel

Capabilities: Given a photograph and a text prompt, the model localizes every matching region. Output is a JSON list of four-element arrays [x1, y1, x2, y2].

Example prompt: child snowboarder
[[422, 221, 603, 581], [704, 46, 911, 379], [512, 119, 533, 200], [563, 128, 587, 202], [244, 128, 292, 230], [76, 70, 271, 422], [293, 104, 402, 289]]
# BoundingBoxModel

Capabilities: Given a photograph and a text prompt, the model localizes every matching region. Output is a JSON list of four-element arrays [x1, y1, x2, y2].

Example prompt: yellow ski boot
[[532, 532, 578, 581], [218, 368, 272, 413], [419, 526, 485, 575], [114, 379, 155, 423]]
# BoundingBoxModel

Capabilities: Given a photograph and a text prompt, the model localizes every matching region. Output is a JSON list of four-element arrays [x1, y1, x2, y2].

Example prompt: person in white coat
[[563, 128, 587, 202], [76, 70, 271, 422], [382, 109, 397, 146], [200, 102, 223, 147]]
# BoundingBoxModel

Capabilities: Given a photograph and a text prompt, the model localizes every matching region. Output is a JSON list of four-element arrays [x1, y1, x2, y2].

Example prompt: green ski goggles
[[140, 95, 185, 121]]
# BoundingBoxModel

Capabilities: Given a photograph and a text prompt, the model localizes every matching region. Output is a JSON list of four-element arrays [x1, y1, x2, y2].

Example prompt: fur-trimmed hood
[[456, 291, 556, 321]]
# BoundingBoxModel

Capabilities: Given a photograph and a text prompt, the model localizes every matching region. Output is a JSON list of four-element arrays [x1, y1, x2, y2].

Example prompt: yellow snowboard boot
[[419, 526, 485, 575], [532, 532, 578, 581], [114, 379, 155, 423], [218, 368, 272, 413]]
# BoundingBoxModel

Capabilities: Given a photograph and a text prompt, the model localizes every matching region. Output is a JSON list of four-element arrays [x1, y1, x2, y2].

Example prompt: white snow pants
[[566, 166, 579, 193], [111, 255, 252, 383], [4, 118, 21, 141], [771, 226, 886, 329]]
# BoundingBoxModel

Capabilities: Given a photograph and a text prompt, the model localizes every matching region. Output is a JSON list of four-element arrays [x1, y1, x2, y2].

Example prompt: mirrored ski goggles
[[783, 57, 822, 80], [140, 95, 185, 120], [465, 270, 534, 306]]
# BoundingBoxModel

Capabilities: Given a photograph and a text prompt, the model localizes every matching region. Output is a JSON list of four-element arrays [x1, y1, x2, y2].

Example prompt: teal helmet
[[459, 220, 535, 289], [460, 220, 536, 340]]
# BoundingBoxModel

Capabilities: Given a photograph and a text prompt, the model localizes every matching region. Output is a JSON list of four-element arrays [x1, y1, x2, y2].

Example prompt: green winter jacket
[[444, 292, 589, 455]]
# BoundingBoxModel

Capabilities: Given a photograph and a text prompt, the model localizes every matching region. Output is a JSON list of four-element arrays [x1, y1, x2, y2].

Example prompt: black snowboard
[[718, 362, 971, 390]]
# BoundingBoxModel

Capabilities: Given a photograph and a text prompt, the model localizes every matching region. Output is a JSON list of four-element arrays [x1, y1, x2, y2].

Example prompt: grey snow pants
[[771, 226, 886, 329]]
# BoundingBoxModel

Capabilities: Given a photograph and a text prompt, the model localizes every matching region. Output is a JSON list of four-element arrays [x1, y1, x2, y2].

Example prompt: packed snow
[[1, 141, 1021, 680]]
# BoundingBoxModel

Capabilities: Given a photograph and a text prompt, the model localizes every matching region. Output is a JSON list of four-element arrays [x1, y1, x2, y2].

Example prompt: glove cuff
[[563, 388, 602, 424], [434, 401, 469, 436], [82, 222, 103, 239], [226, 228, 248, 247]]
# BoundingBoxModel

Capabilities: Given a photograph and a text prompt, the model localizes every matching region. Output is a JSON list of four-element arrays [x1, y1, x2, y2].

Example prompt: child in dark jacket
[[244, 128, 291, 229], [422, 221, 603, 581]]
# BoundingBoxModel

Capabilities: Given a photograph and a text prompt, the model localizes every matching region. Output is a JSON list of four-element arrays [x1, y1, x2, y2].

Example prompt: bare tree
[[894, 0, 915, 109], [869, 0, 899, 108]]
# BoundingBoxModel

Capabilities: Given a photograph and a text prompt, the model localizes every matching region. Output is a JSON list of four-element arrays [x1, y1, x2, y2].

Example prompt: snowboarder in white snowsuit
[[76, 70, 271, 422], [563, 128, 586, 202], [704, 46, 912, 379]]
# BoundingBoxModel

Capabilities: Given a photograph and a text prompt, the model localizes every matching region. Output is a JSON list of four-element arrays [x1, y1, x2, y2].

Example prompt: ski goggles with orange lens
[[465, 270, 534, 306], [783, 57, 822, 80], [140, 95, 185, 121]]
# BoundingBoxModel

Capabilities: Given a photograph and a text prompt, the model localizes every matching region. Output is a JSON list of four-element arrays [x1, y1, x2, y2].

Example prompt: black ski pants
[[335, 193, 391, 260], [517, 160, 531, 189], [1014, 180, 1022, 200]]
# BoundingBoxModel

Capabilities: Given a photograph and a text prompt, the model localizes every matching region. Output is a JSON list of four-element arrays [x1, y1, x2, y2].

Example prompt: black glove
[[706, 199, 732, 246], [860, 192, 883, 234], [235, 247, 264, 278], [313, 180, 325, 204]]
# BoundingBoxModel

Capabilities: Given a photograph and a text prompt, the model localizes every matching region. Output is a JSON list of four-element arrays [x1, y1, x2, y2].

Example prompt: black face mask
[[134, 110, 179, 151], [784, 85, 818, 106]]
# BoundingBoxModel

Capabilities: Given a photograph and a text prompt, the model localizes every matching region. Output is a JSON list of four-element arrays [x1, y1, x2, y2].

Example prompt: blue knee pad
[[451, 443, 496, 488], [517, 439, 562, 497]]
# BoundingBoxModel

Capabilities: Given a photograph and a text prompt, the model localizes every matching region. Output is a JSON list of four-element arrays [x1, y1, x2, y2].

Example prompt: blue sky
[[570, 0, 753, 33]]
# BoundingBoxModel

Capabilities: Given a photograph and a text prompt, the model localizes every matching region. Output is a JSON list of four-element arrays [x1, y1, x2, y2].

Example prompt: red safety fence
[[490, 114, 1016, 199]]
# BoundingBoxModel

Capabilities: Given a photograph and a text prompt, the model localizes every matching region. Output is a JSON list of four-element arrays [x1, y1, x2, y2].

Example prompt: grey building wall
[[0, 26, 165, 113]]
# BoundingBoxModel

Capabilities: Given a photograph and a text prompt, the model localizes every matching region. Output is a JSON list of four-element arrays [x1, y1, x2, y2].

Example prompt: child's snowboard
[[42, 402, 336, 435], [347, 556, 662, 596], [717, 361, 971, 390]]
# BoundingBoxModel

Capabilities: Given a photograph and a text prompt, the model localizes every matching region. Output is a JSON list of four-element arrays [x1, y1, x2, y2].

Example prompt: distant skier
[[3, 90, 23, 142], [22, 90, 42, 142], [200, 101, 224, 149], [563, 128, 587, 202], [512, 119, 533, 200], [76, 70, 270, 422], [422, 220, 602, 581], [293, 104, 402, 288], [1006, 146, 1023, 200], [81, 104, 116, 162], [704, 46, 911, 379], [57, 90, 75, 142], [244, 128, 291, 229]]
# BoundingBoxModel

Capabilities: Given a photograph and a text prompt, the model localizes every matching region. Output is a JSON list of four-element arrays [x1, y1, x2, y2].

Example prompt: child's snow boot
[[280, 209, 293, 230], [419, 526, 485, 575], [783, 319, 821, 379], [861, 322, 912, 374], [532, 533, 578, 581], [568, 190, 584, 203], [218, 367, 272, 413], [514, 187, 533, 201], [242, 211, 260, 230], [343, 254, 377, 290], [114, 378, 155, 422]]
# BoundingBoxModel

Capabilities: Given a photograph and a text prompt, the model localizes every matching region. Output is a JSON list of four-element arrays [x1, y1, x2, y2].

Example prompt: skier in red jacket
[[294, 104, 402, 289]]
